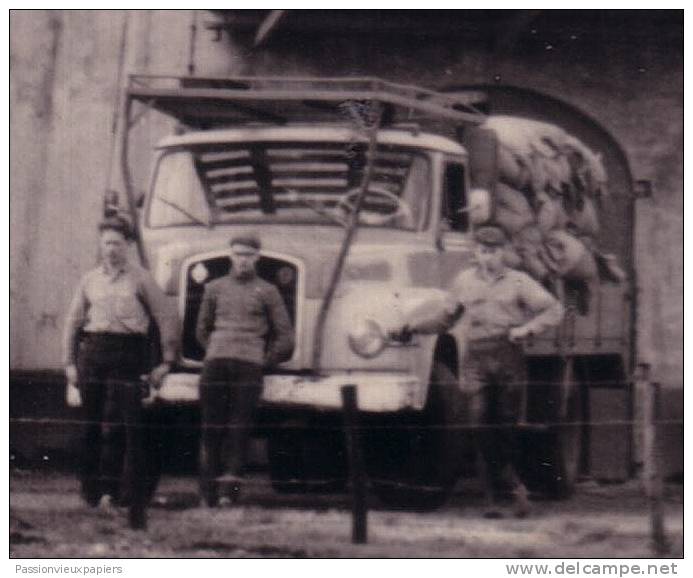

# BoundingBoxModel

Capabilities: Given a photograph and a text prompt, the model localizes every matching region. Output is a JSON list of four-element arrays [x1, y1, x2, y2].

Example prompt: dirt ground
[[9, 470, 682, 559]]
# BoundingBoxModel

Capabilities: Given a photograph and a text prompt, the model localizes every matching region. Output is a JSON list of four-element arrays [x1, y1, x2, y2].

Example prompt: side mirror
[[103, 189, 120, 217], [104, 190, 145, 217], [468, 187, 492, 225]]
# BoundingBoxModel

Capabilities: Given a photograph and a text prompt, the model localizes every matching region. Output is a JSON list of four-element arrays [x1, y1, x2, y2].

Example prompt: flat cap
[[473, 224, 508, 247], [229, 233, 261, 251]]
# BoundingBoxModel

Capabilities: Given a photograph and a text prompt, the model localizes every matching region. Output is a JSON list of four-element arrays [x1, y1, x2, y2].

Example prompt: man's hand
[[65, 365, 80, 406], [148, 362, 171, 390], [450, 302, 465, 324], [508, 326, 533, 343], [388, 325, 413, 344], [65, 365, 78, 386]]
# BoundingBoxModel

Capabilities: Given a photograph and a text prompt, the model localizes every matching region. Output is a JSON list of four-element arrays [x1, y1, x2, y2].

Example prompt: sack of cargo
[[595, 252, 626, 283], [536, 189, 599, 238], [544, 229, 598, 281], [484, 115, 609, 199], [531, 151, 572, 195], [566, 196, 600, 238], [494, 183, 535, 234], [497, 144, 531, 190], [484, 116, 564, 156], [564, 136, 608, 197], [545, 151, 572, 193], [521, 248, 551, 280], [511, 225, 550, 280], [536, 191, 568, 233], [503, 244, 524, 269]]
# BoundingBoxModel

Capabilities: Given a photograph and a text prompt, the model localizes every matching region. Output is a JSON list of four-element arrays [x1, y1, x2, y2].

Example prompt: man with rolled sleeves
[[63, 216, 176, 529], [196, 234, 294, 506], [451, 224, 564, 517]]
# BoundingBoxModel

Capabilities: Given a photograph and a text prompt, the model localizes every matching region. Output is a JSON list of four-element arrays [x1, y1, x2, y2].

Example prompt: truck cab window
[[442, 163, 468, 232]]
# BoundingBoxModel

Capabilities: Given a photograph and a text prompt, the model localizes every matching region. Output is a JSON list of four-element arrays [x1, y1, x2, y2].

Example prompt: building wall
[[10, 11, 682, 473], [10, 10, 232, 369]]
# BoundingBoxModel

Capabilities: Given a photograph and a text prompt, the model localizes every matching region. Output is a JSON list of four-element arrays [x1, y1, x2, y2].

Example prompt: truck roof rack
[[126, 74, 486, 129]]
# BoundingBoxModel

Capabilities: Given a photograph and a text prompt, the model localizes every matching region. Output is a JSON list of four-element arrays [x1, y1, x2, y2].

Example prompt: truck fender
[[411, 331, 462, 406]]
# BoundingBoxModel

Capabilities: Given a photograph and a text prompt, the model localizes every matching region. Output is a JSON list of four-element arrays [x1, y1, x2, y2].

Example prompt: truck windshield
[[148, 142, 431, 230]]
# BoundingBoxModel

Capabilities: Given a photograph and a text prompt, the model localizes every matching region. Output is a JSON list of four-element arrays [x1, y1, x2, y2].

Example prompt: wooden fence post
[[632, 364, 648, 473], [341, 384, 368, 544], [642, 370, 669, 554]]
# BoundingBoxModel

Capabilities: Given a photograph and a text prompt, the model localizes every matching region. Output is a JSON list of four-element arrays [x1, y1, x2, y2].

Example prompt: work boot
[[482, 485, 505, 519], [512, 483, 531, 519], [98, 495, 118, 512], [483, 507, 506, 519], [82, 491, 101, 508], [80, 479, 102, 508], [128, 504, 147, 530], [199, 479, 219, 508], [199, 471, 221, 508]]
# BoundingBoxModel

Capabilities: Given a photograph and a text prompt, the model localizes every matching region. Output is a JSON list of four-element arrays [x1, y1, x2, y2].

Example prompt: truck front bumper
[[157, 371, 426, 412]]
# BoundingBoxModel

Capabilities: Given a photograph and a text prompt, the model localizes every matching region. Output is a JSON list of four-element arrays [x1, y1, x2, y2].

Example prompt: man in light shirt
[[63, 217, 176, 529], [451, 224, 564, 517]]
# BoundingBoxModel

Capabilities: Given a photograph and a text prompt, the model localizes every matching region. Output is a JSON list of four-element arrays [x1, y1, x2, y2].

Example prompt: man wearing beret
[[63, 216, 177, 529], [451, 224, 564, 518], [195, 234, 294, 506]]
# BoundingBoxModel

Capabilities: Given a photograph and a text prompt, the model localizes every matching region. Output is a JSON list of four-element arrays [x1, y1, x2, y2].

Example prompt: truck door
[[438, 159, 475, 287]]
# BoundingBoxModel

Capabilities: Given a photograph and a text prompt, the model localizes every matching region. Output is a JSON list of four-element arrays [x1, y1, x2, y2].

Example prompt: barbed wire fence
[[9, 370, 681, 553]]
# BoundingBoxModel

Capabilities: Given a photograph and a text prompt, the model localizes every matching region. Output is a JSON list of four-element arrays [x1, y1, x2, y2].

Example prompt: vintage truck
[[107, 75, 634, 508]]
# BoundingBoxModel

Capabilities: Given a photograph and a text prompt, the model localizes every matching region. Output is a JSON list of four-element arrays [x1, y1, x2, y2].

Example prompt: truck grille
[[181, 253, 298, 363]]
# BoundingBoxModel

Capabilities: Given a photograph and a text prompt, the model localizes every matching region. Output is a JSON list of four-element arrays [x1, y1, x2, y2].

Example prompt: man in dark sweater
[[196, 234, 294, 506]]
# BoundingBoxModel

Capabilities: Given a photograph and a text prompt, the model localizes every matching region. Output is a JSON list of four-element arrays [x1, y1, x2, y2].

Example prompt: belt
[[82, 332, 147, 342], [467, 335, 514, 352]]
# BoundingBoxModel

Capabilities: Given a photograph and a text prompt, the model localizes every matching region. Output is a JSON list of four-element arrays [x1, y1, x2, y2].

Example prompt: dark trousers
[[462, 338, 527, 497], [77, 333, 150, 510], [199, 358, 263, 485]]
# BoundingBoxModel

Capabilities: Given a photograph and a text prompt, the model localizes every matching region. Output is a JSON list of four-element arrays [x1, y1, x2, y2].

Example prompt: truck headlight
[[348, 318, 387, 358]]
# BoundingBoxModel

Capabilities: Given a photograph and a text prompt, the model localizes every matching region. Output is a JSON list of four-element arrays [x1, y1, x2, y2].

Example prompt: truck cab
[[145, 125, 474, 410]]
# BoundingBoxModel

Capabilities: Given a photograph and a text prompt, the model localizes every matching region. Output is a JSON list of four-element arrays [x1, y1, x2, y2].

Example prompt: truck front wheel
[[366, 361, 468, 510], [266, 418, 347, 493]]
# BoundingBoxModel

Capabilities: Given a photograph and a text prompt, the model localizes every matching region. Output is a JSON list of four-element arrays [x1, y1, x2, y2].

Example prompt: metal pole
[[643, 375, 669, 554], [187, 10, 198, 76], [311, 103, 382, 372], [119, 93, 148, 268], [632, 363, 648, 475], [104, 11, 130, 195], [341, 385, 368, 544]]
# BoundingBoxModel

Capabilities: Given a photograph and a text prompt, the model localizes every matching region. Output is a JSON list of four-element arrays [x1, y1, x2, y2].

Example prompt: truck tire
[[267, 421, 306, 493], [520, 360, 584, 498], [267, 419, 347, 493], [367, 360, 466, 511]]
